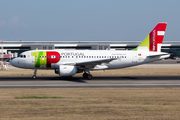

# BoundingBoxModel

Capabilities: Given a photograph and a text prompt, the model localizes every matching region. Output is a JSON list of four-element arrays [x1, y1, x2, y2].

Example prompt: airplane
[[10, 23, 169, 79]]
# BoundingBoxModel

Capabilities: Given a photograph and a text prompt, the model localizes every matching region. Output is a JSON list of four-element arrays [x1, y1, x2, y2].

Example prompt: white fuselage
[[10, 50, 170, 71]]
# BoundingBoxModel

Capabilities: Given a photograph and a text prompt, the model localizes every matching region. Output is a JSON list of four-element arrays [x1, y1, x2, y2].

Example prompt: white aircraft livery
[[10, 23, 169, 79]]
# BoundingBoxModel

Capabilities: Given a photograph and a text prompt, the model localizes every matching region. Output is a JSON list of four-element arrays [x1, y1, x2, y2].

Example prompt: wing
[[75, 58, 116, 69]]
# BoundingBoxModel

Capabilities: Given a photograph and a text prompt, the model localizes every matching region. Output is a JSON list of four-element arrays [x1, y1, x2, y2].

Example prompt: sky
[[0, 0, 180, 41]]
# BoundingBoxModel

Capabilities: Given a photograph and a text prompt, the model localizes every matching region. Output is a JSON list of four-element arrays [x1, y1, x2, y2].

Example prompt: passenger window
[[51, 56, 56, 58]]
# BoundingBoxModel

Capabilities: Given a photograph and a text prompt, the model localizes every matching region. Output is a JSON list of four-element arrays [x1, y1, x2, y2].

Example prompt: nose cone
[[10, 58, 26, 68], [10, 58, 18, 67]]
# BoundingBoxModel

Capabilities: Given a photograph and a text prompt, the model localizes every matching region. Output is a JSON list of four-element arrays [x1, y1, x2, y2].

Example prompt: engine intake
[[56, 65, 77, 76]]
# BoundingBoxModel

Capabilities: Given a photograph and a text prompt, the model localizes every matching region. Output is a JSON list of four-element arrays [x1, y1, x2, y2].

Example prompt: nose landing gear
[[32, 69, 37, 79]]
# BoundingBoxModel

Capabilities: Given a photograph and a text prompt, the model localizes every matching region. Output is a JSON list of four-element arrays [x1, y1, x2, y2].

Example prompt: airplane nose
[[10, 58, 18, 67], [10, 59, 15, 66], [10, 58, 26, 68]]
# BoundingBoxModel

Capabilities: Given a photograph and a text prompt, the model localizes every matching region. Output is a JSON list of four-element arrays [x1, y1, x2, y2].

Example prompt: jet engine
[[55, 65, 77, 76]]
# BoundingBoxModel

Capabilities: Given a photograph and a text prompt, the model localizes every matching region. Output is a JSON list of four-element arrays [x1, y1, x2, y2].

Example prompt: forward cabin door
[[132, 52, 137, 63], [31, 53, 37, 63], [32, 56, 35, 63]]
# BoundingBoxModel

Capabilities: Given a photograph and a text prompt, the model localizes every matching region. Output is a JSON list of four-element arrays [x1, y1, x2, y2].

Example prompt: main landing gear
[[32, 69, 37, 79], [83, 72, 93, 80]]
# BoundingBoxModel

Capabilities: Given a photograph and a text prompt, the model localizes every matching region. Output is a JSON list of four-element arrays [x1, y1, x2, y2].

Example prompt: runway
[[0, 75, 180, 88]]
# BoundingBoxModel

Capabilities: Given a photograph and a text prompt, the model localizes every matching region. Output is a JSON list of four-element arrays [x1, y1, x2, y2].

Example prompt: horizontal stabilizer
[[148, 52, 170, 57]]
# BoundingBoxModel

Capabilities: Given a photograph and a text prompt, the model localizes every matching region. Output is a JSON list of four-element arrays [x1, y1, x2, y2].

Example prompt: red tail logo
[[149, 23, 167, 52]]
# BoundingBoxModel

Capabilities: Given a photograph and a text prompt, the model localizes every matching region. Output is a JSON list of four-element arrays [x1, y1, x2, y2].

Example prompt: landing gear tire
[[83, 73, 88, 78], [87, 74, 93, 80], [32, 75, 37, 79], [32, 69, 37, 79]]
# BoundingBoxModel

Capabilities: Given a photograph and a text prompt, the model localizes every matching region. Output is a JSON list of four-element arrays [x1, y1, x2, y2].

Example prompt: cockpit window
[[18, 54, 21, 57], [18, 53, 26, 58], [19, 55, 26, 58]]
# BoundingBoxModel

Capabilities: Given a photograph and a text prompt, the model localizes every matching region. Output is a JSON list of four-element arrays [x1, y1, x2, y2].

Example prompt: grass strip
[[15, 96, 64, 99], [0, 89, 179, 119]]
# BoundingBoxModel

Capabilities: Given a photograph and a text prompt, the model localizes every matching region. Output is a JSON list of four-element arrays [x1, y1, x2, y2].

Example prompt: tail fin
[[133, 23, 167, 52]]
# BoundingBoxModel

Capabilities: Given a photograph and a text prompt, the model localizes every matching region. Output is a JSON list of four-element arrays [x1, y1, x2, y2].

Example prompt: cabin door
[[132, 52, 137, 63]]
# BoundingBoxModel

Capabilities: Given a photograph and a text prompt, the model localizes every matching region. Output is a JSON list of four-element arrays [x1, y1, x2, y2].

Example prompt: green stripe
[[132, 34, 149, 51], [31, 51, 47, 68]]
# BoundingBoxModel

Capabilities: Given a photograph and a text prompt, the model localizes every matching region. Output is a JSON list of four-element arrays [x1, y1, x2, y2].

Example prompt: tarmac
[[0, 75, 180, 89]]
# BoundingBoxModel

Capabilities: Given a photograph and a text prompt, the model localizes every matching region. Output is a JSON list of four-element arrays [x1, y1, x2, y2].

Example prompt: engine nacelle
[[57, 65, 77, 76]]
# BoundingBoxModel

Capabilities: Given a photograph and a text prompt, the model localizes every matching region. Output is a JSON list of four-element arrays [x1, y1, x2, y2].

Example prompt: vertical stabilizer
[[133, 23, 167, 52]]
